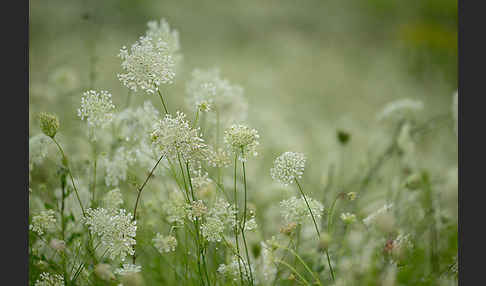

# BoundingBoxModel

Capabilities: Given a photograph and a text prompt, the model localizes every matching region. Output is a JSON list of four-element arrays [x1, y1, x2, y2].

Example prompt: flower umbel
[[77, 90, 115, 128], [270, 152, 306, 186], [224, 124, 260, 161], [153, 233, 178, 253], [30, 209, 56, 236]]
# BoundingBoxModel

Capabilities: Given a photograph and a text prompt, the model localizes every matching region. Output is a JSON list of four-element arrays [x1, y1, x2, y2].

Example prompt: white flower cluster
[[114, 101, 160, 144], [34, 272, 64, 286], [162, 190, 187, 225], [279, 196, 324, 225], [218, 255, 254, 283], [201, 198, 236, 242], [103, 188, 124, 210], [153, 233, 178, 253], [190, 168, 213, 194], [30, 209, 56, 236], [207, 146, 232, 168], [224, 124, 260, 162], [77, 90, 115, 128], [363, 203, 393, 226], [115, 263, 142, 276], [377, 98, 424, 121], [340, 212, 357, 224], [151, 111, 207, 162], [187, 200, 208, 221], [101, 147, 135, 187], [185, 68, 247, 122], [29, 134, 50, 172], [270, 152, 306, 186], [84, 208, 137, 261], [118, 19, 180, 94]]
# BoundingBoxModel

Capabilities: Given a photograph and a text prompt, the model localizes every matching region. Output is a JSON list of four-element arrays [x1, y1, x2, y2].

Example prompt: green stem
[[295, 178, 335, 281], [51, 137, 85, 217], [233, 155, 245, 285], [157, 88, 169, 114], [274, 259, 310, 286], [241, 158, 254, 286]]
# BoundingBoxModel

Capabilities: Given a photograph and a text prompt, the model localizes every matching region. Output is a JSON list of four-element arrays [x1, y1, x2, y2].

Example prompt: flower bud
[[39, 112, 59, 138]]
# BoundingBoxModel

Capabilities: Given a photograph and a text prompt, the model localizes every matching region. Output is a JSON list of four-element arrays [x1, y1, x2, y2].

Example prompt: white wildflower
[[115, 263, 142, 276], [377, 98, 423, 121], [270, 152, 306, 186], [151, 111, 207, 162], [153, 233, 178, 253], [218, 255, 254, 282], [30, 209, 56, 236], [34, 272, 64, 286], [340, 212, 357, 224], [201, 198, 236, 242], [102, 147, 135, 187], [114, 101, 160, 144], [362, 203, 393, 226], [29, 134, 50, 171], [224, 124, 260, 162], [77, 90, 115, 128], [118, 19, 180, 94], [187, 200, 208, 221], [279, 196, 324, 225], [103, 188, 124, 210], [207, 146, 231, 168], [162, 190, 187, 225], [185, 68, 247, 122], [84, 208, 137, 261]]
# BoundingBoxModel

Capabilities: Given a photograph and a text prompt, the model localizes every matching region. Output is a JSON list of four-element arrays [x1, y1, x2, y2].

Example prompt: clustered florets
[[279, 196, 324, 225], [34, 272, 64, 286], [84, 208, 137, 261], [151, 111, 207, 162], [30, 209, 57, 236], [38, 112, 59, 138], [153, 233, 178, 253], [224, 124, 260, 162], [118, 19, 180, 94], [270, 152, 306, 186], [200, 198, 236, 242], [114, 263, 142, 276], [77, 90, 115, 128], [340, 212, 357, 224]]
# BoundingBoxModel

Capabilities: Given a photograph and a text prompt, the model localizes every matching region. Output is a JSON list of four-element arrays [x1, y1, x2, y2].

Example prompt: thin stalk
[[241, 157, 254, 285], [51, 137, 85, 217], [233, 155, 245, 285], [132, 153, 165, 221], [295, 178, 335, 281], [156, 88, 169, 114], [274, 259, 310, 286], [91, 151, 97, 206], [282, 246, 323, 286]]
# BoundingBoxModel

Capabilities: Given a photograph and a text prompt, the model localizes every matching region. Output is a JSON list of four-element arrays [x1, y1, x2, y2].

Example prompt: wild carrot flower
[[77, 90, 115, 128], [280, 196, 324, 225], [30, 209, 57, 236], [270, 152, 306, 186], [224, 124, 260, 161], [201, 198, 236, 242], [115, 263, 142, 275], [185, 68, 247, 122], [84, 208, 137, 261], [29, 134, 50, 171], [103, 188, 124, 210], [118, 19, 179, 94], [151, 111, 207, 162], [153, 233, 178, 253], [34, 272, 64, 286]]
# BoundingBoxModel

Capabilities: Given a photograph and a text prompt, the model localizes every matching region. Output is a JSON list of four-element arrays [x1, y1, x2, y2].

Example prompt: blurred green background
[[29, 0, 457, 195]]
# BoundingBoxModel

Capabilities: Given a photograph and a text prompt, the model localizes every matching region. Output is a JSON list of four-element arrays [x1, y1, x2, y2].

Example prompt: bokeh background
[[29, 0, 458, 284], [29, 0, 458, 185]]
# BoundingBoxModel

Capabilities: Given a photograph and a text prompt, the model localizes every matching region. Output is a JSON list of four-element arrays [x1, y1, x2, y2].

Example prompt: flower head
[[270, 152, 306, 186], [151, 111, 207, 162], [224, 124, 259, 161], [153, 233, 178, 253], [38, 112, 59, 138], [201, 198, 236, 242], [84, 208, 137, 261], [34, 272, 64, 286], [118, 19, 180, 94], [115, 263, 142, 276], [77, 90, 115, 128], [340, 212, 357, 224], [279, 196, 324, 225], [30, 209, 56, 236]]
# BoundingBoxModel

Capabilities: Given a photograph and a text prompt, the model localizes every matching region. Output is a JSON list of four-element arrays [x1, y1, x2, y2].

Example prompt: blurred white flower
[[224, 124, 260, 162], [279, 196, 324, 225], [30, 209, 56, 236], [77, 90, 115, 128], [153, 233, 178, 253]]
